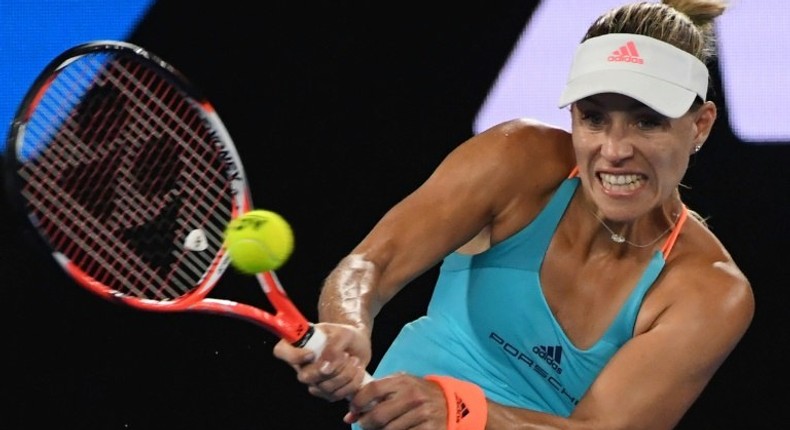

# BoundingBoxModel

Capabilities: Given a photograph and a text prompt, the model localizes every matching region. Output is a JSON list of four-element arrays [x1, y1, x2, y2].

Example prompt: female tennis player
[[274, 1, 755, 429]]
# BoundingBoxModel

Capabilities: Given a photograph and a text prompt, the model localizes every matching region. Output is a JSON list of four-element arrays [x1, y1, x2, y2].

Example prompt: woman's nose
[[600, 123, 634, 162]]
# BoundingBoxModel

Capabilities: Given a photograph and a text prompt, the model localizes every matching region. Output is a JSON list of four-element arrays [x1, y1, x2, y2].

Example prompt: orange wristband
[[425, 375, 488, 430]]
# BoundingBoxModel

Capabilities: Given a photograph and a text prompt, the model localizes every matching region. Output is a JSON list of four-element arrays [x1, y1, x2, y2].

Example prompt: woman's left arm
[[349, 256, 754, 430]]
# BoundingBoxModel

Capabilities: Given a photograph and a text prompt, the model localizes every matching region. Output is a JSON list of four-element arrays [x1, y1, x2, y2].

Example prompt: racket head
[[4, 40, 251, 311]]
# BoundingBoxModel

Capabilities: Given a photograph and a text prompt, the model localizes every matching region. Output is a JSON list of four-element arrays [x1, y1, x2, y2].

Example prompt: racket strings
[[19, 57, 168, 297], [102, 59, 233, 299], [18, 51, 236, 301], [107, 58, 235, 253], [20, 59, 185, 299]]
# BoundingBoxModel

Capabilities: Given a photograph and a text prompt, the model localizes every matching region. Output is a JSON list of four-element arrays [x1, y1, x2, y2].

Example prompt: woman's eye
[[636, 117, 663, 129], [580, 112, 604, 125]]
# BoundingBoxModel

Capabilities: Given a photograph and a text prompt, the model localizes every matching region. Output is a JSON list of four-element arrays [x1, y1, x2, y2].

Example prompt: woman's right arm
[[272, 118, 574, 401]]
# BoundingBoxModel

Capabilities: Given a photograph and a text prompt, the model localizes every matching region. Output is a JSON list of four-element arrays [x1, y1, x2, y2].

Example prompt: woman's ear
[[691, 101, 717, 151]]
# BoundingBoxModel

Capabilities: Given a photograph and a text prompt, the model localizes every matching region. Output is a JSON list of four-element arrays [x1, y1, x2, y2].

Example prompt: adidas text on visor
[[558, 33, 709, 118]]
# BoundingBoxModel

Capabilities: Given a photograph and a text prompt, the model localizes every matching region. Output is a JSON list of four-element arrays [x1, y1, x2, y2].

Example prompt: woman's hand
[[346, 373, 448, 430], [273, 322, 372, 402]]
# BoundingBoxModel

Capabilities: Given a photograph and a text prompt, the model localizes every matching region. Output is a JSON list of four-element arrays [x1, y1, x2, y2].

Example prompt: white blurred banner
[[475, 0, 789, 144]]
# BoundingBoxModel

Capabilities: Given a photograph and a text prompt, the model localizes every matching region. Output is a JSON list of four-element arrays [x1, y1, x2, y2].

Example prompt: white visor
[[558, 33, 709, 118]]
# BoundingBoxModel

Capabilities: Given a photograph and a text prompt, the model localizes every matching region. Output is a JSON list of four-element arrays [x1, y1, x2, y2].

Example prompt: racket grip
[[301, 325, 375, 386]]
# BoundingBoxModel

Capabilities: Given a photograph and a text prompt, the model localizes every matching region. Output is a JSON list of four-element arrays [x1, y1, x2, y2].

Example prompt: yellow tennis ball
[[223, 209, 294, 274]]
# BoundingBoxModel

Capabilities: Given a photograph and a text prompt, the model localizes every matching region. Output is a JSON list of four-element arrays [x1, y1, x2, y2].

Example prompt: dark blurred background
[[1, 1, 787, 429]]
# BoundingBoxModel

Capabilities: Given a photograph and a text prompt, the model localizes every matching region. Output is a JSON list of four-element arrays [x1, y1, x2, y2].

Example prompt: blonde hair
[[582, 0, 728, 65]]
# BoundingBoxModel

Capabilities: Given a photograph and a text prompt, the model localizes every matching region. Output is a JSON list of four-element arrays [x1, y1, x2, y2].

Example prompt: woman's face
[[571, 93, 716, 222]]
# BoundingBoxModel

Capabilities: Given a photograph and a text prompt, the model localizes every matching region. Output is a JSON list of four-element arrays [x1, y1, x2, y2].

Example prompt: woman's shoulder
[[469, 117, 575, 179], [458, 119, 577, 245], [669, 215, 751, 290], [659, 215, 754, 329], [481, 117, 572, 145]]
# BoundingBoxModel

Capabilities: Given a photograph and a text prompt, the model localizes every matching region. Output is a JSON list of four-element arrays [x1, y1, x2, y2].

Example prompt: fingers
[[273, 339, 366, 402], [347, 374, 448, 430], [272, 323, 373, 402], [304, 353, 370, 401], [272, 338, 315, 369]]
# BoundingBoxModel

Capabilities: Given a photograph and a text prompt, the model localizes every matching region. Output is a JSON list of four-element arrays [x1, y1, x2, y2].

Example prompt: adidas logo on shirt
[[608, 40, 644, 64], [534, 344, 564, 374]]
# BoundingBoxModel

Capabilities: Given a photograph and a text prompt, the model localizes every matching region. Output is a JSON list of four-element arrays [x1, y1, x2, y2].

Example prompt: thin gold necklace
[[589, 209, 680, 248]]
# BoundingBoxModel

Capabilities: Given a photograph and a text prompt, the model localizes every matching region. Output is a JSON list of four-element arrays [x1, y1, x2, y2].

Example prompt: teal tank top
[[362, 177, 672, 421]]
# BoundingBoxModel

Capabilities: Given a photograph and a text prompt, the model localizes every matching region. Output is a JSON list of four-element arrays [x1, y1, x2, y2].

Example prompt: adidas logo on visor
[[558, 34, 710, 118], [608, 41, 643, 64]]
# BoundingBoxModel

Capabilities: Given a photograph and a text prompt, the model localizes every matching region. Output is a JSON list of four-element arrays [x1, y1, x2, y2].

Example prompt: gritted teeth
[[599, 172, 645, 191]]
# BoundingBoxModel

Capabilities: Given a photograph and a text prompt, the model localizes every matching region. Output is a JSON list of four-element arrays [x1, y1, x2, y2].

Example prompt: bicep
[[570, 280, 754, 429], [347, 120, 573, 312], [352, 140, 505, 300]]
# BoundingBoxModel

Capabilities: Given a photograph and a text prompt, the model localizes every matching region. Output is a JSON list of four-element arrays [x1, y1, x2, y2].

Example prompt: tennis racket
[[4, 40, 372, 385]]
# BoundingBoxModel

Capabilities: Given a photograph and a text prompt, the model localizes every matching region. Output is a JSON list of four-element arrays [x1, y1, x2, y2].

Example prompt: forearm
[[486, 402, 581, 430], [317, 253, 381, 337]]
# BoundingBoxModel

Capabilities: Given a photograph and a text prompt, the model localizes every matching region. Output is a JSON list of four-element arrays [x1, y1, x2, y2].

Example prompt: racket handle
[[301, 325, 375, 386]]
